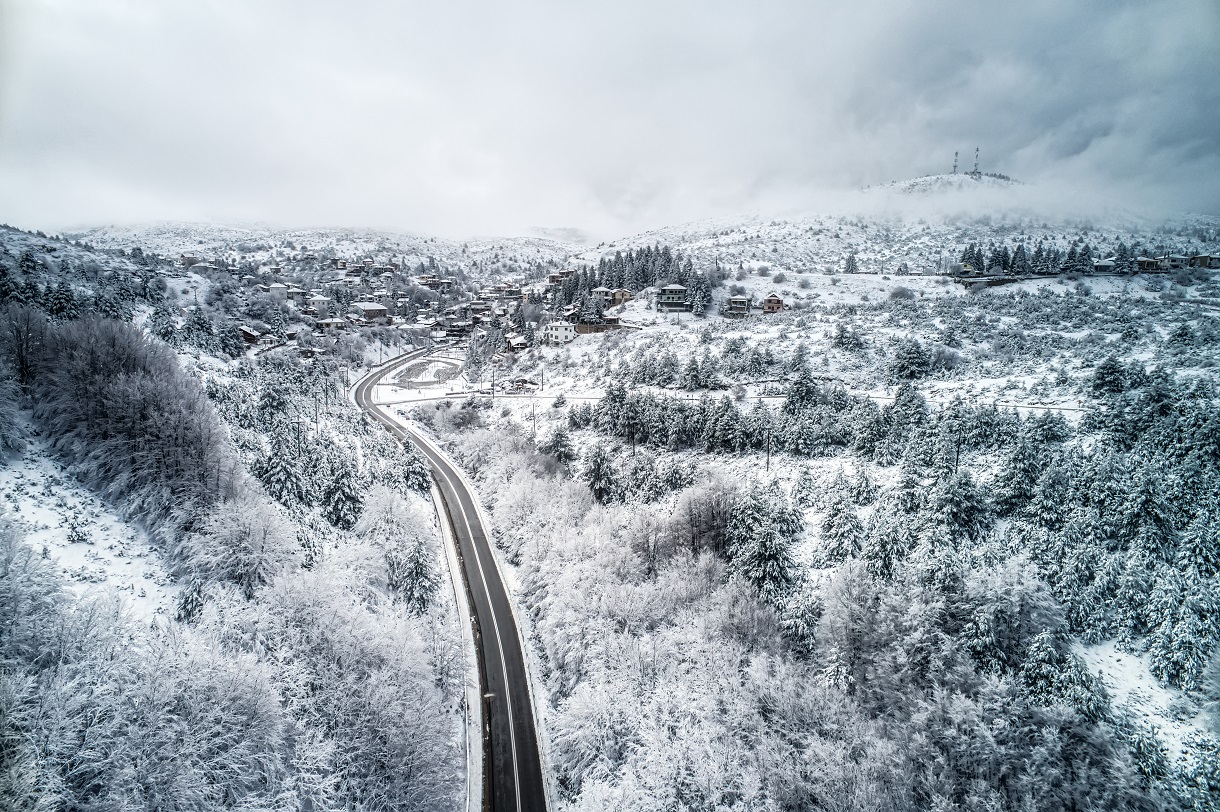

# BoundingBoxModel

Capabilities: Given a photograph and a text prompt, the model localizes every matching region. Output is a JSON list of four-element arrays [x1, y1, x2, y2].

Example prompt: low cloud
[[0, 0, 1216, 238]]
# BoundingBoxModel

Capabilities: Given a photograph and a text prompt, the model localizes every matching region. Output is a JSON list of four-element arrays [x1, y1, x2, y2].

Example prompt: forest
[[0, 298, 460, 809]]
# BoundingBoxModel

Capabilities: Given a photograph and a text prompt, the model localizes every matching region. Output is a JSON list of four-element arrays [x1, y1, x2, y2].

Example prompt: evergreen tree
[[1178, 498, 1220, 577], [843, 252, 860, 274], [821, 491, 864, 563], [929, 469, 990, 544], [791, 466, 817, 508], [256, 431, 312, 506], [581, 442, 616, 503], [734, 525, 797, 603], [992, 433, 1042, 515], [386, 536, 441, 615], [321, 458, 364, 530], [680, 355, 702, 390]]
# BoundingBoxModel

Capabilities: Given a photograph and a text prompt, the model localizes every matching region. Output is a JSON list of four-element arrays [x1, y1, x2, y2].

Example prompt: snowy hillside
[[68, 222, 578, 280]]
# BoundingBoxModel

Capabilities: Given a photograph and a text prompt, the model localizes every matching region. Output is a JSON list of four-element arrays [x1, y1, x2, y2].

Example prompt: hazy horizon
[[1, 1, 1218, 240]]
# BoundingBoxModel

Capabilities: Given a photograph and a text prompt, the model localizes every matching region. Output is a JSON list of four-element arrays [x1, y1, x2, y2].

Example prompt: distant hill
[[864, 172, 1022, 195]]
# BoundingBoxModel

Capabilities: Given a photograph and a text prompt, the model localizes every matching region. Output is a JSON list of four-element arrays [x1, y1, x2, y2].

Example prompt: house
[[1135, 256, 1164, 272], [546, 273, 563, 286], [562, 304, 580, 323], [1165, 254, 1189, 270], [612, 288, 633, 306], [542, 321, 577, 345], [331, 259, 348, 270], [286, 287, 307, 303], [238, 325, 262, 345], [725, 295, 751, 316], [307, 294, 331, 316], [317, 317, 347, 331], [350, 302, 388, 322], [505, 333, 529, 352], [656, 284, 688, 310], [591, 286, 614, 308], [761, 292, 784, 314], [1093, 259, 1116, 273], [258, 334, 279, 347], [268, 283, 288, 301]]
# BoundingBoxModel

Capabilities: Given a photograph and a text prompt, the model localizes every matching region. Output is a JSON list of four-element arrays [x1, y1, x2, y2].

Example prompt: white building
[[542, 321, 577, 345]]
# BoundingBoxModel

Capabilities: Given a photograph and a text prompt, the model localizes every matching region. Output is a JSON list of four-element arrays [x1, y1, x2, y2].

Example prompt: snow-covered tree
[[581, 442, 616, 503], [321, 457, 364, 530]]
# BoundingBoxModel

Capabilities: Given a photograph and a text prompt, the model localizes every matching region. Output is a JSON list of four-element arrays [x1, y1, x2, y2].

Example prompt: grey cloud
[[0, 0, 1215, 239]]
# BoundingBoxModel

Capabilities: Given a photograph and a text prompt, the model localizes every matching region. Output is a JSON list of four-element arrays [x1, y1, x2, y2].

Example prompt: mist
[[0, 0, 1216, 239]]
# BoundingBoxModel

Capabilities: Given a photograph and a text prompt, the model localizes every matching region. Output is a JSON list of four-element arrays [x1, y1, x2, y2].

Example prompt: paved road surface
[[354, 352, 547, 812]]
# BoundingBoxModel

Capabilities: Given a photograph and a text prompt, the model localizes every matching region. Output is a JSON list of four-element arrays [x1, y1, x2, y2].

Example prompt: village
[[175, 249, 796, 356]]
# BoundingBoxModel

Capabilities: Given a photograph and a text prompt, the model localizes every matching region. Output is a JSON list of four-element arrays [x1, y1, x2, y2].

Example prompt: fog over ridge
[[0, 0, 1216, 238]]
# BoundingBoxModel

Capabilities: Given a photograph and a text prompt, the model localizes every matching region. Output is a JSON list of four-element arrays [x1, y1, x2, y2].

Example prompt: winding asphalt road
[[354, 351, 547, 812]]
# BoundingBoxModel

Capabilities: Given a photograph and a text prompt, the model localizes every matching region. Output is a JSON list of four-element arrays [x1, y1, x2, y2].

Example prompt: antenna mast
[[973, 147, 979, 175], [952, 151, 958, 174]]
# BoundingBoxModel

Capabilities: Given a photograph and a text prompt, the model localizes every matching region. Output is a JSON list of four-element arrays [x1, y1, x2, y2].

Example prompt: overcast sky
[[0, 0, 1217, 240]]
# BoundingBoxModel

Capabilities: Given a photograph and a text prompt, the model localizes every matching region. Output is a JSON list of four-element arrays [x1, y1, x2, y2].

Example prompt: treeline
[[958, 238, 1172, 277], [550, 243, 719, 314], [568, 374, 1030, 462]]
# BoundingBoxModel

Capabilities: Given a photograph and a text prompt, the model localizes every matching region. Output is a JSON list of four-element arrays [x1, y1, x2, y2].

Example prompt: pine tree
[[1178, 498, 1220, 577], [992, 434, 1042, 515], [256, 431, 312, 506], [386, 536, 441, 615], [821, 492, 864, 563], [680, 355, 702, 390], [791, 466, 817, 508], [735, 525, 797, 603], [930, 469, 990, 543], [321, 459, 364, 530], [581, 442, 616, 503], [843, 252, 859, 274]]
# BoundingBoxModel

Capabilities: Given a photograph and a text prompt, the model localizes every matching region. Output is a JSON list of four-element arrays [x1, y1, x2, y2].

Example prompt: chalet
[[542, 321, 577, 345], [558, 268, 577, 280], [1135, 256, 1163, 272], [505, 333, 529, 352], [1189, 254, 1215, 268], [468, 300, 492, 315], [238, 325, 261, 345], [350, 302, 388, 322], [258, 334, 279, 347], [268, 283, 288, 300], [546, 273, 563, 286], [331, 259, 348, 270], [656, 284, 688, 310], [591, 286, 614, 308], [503, 286, 523, 299], [562, 304, 581, 324], [1165, 254, 1189, 270], [286, 287, 307, 303], [1093, 259, 1116, 273], [725, 295, 751, 317], [612, 288, 633, 306], [255, 283, 271, 295], [761, 292, 784, 314]]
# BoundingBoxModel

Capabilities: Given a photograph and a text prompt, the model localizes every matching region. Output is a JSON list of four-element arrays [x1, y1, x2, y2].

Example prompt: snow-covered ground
[[1078, 641, 1211, 763], [0, 439, 177, 620]]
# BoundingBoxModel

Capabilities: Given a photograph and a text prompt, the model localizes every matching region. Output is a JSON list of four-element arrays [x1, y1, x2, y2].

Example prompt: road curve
[[354, 352, 548, 812]]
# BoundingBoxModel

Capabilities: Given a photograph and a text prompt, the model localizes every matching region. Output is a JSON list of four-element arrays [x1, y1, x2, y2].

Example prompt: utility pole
[[531, 398, 536, 438], [952, 151, 958, 174], [974, 146, 979, 175]]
